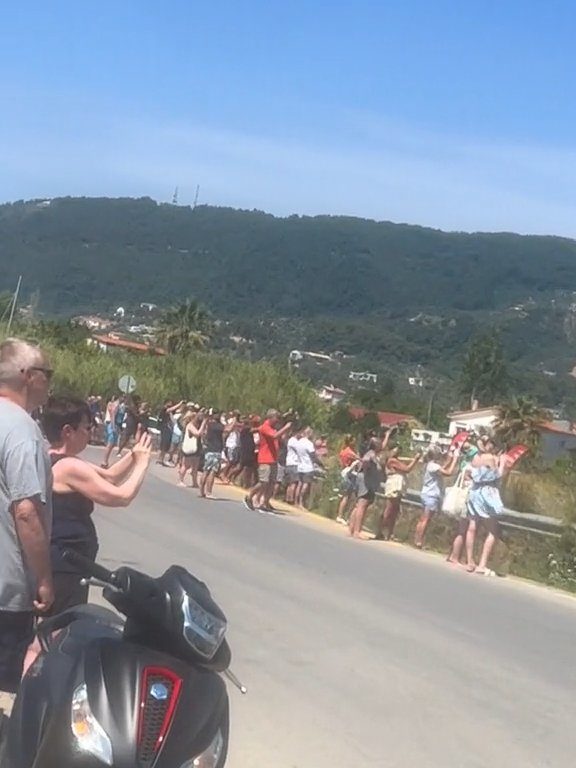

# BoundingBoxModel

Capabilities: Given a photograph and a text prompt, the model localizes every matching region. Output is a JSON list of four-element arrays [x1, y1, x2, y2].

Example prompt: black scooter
[[0, 550, 244, 767]]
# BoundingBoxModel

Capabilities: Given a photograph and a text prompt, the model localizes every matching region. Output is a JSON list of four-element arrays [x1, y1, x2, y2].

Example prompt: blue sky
[[1, 0, 575, 235]]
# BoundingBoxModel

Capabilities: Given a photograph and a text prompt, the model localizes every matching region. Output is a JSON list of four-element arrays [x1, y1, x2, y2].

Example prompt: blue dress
[[467, 466, 504, 519]]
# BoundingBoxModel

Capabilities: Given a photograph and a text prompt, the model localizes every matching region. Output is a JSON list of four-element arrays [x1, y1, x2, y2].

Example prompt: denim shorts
[[105, 423, 118, 446]]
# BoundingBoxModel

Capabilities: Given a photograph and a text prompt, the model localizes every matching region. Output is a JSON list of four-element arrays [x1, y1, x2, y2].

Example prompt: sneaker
[[243, 496, 255, 511], [205, 494, 216, 500], [335, 515, 346, 525]]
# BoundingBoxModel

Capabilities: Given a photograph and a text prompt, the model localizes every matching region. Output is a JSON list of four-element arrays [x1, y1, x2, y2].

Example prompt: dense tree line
[[3, 196, 576, 410]]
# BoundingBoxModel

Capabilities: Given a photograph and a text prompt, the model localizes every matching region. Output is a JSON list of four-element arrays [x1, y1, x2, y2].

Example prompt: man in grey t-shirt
[[0, 339, 53, 695]]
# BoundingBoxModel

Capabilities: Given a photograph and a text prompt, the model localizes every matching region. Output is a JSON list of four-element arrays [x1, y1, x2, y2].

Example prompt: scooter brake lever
[[80, 577, 118, 589]]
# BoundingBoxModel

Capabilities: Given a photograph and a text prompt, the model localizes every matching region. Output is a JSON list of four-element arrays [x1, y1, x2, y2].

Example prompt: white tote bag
[[181, 427, 199, 456], [442, 471, 469, 518]]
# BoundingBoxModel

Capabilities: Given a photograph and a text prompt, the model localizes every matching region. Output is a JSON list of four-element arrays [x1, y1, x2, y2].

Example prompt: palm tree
[[155, 299, 213, 355], [494, 396, 551, 450]]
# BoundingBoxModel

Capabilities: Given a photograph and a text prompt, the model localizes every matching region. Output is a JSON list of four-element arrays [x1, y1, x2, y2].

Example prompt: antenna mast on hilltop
[[193, 184, 200, 209], [172, 186, 179, 205]]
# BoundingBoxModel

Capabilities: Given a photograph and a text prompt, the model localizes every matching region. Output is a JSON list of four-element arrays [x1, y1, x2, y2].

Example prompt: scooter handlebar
[[62, 549, 117, 584]]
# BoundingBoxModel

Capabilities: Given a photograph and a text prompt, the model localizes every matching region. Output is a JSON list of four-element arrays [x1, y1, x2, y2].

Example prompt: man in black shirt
[[157, 399, 183, 466], [199, 409, 232, 499]]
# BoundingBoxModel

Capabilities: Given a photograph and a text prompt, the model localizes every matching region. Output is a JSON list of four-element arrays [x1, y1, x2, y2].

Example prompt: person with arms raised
[[244, 409, 292, 513], [40, 395, 153, 615]]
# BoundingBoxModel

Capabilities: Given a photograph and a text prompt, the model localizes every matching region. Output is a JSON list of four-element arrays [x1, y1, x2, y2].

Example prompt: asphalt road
[[91, 457, 576, 768]]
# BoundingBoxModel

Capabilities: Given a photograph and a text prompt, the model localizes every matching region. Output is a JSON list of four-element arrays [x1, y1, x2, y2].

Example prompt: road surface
[[92, 458, 576, 767]]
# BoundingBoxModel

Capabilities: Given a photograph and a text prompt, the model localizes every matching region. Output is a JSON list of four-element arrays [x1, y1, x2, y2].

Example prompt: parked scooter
[[0, 550, 242, 767]]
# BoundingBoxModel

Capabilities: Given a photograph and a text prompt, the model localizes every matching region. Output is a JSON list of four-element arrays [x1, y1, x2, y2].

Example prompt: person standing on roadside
[[117, 395, 140, 456], [199, 409, 231, 499], [284, 425, 303, 504], [348, 434, 391, 539], [0, 339, 53, 703], [374, 444, 420, 541], [101, 394, 120, 469], [294, 426, 324, 508], [157, 399, 183, 466], [335, 434, 360, 524], [244, 409, 292, 513], [415, 445, 459, 549]]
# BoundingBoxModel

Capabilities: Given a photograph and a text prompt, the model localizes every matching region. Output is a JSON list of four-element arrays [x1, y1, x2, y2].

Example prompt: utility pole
[[172, 186, 179, 205], [6, 275, 22, 335], [193, 184, 200, 209]]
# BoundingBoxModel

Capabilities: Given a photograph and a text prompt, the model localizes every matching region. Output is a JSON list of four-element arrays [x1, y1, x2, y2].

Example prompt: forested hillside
[[2, 196, 576, 388]]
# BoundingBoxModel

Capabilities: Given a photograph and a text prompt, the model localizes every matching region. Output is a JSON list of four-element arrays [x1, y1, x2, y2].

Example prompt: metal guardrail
[[400, 488, 567, 538]]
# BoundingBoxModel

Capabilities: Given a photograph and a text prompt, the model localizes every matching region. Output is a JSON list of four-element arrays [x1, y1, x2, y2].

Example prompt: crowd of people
[[336, 428, 510, 576], [0, 336, 511, 714], [97, 395, 328, 512]]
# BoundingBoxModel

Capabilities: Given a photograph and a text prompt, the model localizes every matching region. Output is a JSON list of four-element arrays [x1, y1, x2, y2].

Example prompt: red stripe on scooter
[[137, 666, 183, 752]]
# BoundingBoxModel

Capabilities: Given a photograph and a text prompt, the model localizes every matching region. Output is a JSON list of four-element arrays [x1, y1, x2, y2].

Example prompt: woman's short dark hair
[[42, 396, 92, 445]]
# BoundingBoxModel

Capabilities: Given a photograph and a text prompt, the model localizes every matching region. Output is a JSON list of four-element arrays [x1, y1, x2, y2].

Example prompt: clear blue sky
[[1, 1, 575, 235]]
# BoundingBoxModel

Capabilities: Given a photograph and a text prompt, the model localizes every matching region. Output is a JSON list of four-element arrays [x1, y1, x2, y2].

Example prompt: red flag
[[504, 444, 529, 468], [450, 431, 469, 451]]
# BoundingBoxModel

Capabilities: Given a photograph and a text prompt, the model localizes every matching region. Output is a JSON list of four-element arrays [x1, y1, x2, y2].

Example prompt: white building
[[447, 407, 499, 437], [448, 408, 576, 464], [411, 428, 452, 453], [317, 385, 346, 406]]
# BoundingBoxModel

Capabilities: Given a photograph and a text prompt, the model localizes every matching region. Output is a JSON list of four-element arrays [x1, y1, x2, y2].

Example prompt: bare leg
[[414, 510, 433, 548], [178, 458, 190, 486], [101, 441, 115, 468], [190, 458, 200, 488], [206, 471, 217, 496], [448, 518, 469, 564], [465, 518, 478, 570], [378, 498, 400, 540], [247, 480, 265, 508], [285, 481, 297, 503], [336, 493, 351, 522], [299, 482, 311, 509], [349, 498, 369, 538], [199, 470, 209, 497], [477, 518, 500, 572]]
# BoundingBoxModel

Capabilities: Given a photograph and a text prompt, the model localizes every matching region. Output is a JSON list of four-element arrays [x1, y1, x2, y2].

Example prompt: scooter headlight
[[180, 728, 225, 767], [71, 683, 113, 765], [181, 593, 227, 659]]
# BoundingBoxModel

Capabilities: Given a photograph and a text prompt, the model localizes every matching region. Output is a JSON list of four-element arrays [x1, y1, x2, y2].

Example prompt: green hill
[[2, 196, 576, 391]]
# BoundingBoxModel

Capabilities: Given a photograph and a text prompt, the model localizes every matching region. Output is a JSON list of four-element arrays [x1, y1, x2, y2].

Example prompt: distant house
[[538, 421, 576, 464], [448, 407, 576, 464], [411, 428, 452, 453], [348, 407, 419, 429], [90, 334, 166, 356], [74, 315, 113, 331], [447, 407, 499, 437], [318, 385, 346, 405]]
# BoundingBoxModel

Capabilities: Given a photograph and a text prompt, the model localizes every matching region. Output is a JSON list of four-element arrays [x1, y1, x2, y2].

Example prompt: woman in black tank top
[[41, 396, 152, 616]]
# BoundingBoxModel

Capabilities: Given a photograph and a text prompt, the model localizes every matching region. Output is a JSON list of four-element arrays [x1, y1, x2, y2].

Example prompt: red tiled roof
[[92, 335, 166, 356], [348, 407, 417, 426], [537, 421, 576, 437]]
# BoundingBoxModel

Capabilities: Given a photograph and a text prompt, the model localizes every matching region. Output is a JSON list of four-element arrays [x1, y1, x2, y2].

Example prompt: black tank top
[[50, 455, 98, 574]]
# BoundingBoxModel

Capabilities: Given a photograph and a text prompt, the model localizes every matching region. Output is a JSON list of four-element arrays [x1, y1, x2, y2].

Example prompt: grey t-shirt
[[0, 398, 52, 611]]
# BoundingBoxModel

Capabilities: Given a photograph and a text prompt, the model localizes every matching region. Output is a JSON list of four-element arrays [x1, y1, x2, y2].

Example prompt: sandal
[[476, 568, 496, 577]]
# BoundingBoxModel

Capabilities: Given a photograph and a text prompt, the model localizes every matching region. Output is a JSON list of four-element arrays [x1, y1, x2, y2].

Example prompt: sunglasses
[[28, 366, 55, 381]]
